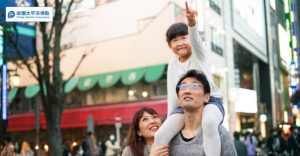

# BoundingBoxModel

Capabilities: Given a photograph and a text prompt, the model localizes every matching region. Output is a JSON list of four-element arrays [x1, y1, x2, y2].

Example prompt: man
[[233, 131, 248, 156], [168, 70, 237, 156], [288, 125, 300, 156]]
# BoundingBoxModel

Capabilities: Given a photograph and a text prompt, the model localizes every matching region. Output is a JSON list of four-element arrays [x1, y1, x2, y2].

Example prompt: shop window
[[65, 88, 84, 107], [105, 82, 127, 103], [209, 0, 221, 15], [85, 85, 105, 105], [233, 41, 257, 89], [213, 75, 221, 88], [211, 27, 223, 56], [151, 80, 167, 98]]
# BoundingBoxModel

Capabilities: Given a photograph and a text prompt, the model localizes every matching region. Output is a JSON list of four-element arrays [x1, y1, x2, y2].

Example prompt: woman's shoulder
[[122, 146, 133, 156]]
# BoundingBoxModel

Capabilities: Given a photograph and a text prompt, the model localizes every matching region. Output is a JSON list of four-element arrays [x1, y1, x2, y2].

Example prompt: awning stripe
[[78, 75, 100, 91], [145, 64, 165, 83], [121, 67, 146, 85], [8, 87, 18, 101], [99, 72, 121, 88], [64, 78, 79, 93]]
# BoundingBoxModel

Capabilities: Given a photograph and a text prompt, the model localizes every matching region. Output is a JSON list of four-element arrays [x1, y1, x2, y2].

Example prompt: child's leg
[[202, 104, 223, 156], [154, 113, 184, 147]]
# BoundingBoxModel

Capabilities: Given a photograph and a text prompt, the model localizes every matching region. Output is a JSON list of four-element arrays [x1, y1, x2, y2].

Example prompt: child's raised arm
[[185, 1, 197, 27]]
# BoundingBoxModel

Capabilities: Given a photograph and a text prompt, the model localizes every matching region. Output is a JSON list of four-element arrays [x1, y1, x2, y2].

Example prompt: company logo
[[8, 11, 15, 18], [6, 7, 53, 22]]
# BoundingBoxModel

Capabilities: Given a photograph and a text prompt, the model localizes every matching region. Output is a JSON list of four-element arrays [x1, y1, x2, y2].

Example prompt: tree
[[1, 0, 89, 155]]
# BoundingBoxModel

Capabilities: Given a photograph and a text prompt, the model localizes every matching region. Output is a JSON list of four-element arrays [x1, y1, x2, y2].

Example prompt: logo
[[6, 7, 53, 22], [8, 11, 15, 18]]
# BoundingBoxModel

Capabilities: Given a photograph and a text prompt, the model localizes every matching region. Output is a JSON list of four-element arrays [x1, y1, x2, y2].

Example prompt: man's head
[[176, 70, 210, 111], [290, 125, 298, 135], [233, 131, 240, 140], [3, 136, 11, 145], [166, 23, 192, 60]]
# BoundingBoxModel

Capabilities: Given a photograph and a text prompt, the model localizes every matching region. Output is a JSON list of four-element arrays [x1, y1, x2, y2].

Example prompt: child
[[154, 2, 225, 156]]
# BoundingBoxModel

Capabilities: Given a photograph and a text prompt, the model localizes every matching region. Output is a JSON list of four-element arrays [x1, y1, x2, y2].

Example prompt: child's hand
[[185, 1, 197, 27]]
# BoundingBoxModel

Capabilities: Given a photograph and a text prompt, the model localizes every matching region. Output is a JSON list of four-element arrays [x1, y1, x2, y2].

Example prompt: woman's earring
[[139, 135, 142, 141]]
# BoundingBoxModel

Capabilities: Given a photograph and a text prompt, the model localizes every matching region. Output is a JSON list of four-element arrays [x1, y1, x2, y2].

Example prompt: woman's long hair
[[127, 107, 159, 156]]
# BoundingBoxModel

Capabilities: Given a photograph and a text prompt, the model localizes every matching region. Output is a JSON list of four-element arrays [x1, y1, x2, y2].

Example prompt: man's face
[[168, 35, 192, 59], [178, 77, 210, 111]]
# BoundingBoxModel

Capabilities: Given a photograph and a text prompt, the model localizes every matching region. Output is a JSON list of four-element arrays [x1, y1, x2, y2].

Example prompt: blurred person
[[62, 140, 71, 156], [83, 132, 97, 156], [122, 107, 169, 156], [14, 142, 20, 155], [266, 129, 281, 156], [233, 131, 248, 156], [288, 125, 300, 156], [72, 144, 84, 156], [1, 136, 15, 156], [278, 130, 288, 155], [20, 141, 33, 156], [105, 135, 121, 156], [154, 2, 225, 156], [244, 132, 256, 156]]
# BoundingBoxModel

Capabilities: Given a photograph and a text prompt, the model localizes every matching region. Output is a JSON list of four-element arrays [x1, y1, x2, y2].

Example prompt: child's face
[[168, 35, 192, 60]]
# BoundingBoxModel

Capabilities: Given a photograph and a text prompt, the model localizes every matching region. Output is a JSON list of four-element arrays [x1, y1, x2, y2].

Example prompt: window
[[276, 0, 286, 29], [211, 27, 223, 56], [209, 0, 221, 15]]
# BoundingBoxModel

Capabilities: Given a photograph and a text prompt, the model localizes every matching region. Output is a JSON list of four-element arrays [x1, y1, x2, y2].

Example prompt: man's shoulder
[[122, 146, 133, 156]]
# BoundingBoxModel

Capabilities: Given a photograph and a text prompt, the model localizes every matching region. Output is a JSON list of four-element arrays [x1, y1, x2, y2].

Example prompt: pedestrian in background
[[233, 131, 248, 156], [20, 141, 33, 156], [267, 129, 281, 155], [244, 132, 256, 156], [105, 135, 121, 156], [1, 136, 15, 156], [288, 125, 300, 156]]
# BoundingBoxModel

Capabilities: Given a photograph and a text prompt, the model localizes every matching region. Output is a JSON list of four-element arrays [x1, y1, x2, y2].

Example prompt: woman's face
[[137, 112, 162, 141]]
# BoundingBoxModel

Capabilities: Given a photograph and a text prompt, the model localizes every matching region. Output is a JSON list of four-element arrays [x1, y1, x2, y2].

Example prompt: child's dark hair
[[166, 22, 188, 43]]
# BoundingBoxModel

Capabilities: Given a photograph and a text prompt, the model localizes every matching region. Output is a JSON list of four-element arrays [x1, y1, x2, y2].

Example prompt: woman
[[122, 107, 169, 156], [20, 141, 33, 156]]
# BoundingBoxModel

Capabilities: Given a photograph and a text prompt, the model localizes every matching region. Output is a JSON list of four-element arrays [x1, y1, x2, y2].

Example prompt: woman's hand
[[149, 144, 169, 156]]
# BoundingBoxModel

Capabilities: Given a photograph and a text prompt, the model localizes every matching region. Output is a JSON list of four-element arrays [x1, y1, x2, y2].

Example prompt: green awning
[[64, 78, 79, 93], [25, 84, 47, 98], [8, 87, 18, 101], [99, 72, 121, 88], [121, 67, 145, 85], [25, 84, 40, 98], [145, 64, 165, 83], [77, 75, 100, 91]]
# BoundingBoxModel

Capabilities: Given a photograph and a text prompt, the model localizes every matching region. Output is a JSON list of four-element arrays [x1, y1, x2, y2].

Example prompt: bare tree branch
[[62, 0, 74, 27], [65, 46, 96, 82], [22, 59, 39, 80]]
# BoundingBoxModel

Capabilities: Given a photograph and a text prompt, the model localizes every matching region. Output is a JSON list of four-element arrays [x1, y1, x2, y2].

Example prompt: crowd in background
[[233, 125, 300, 156], [2, 125, 300, 156]]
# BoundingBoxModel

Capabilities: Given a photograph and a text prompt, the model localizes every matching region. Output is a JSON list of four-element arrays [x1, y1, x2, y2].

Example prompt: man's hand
[[185, 1, 197, 27], [149, 144, 169, 156]]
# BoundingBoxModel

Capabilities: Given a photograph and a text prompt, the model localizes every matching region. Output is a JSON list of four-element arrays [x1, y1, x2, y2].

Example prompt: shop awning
[[121, 67, 146, 85], [77, 75, 100, 91], [64, 78, 79, 93], [6, 99, 167, 131], [25, 84, 40, 98], [8, 87, 18, 101], [25, 84, 47, 98], [145, 64, 165, 83], [99, 72, 121, 88]]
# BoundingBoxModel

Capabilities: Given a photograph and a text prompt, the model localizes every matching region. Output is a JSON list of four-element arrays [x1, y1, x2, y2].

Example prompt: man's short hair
[[176, 70, 211, 95], [233, 131, 240, 140], [166, 22, 188, 43]]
